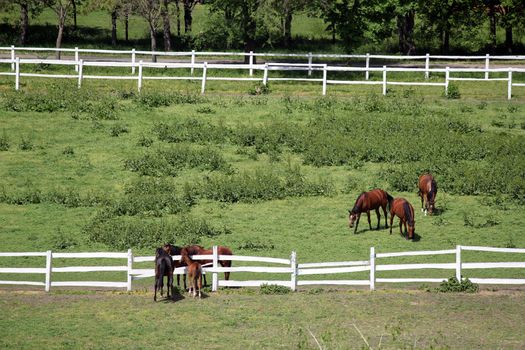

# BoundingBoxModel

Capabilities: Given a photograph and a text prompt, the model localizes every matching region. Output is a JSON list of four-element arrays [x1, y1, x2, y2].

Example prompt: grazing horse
[[180, 250, 203, 298], [389, 198, 415, 240], [163, 244, 233, 288], [348, 189, 393, 234], [418, 174, 437, 216], [154, 247, 174, 301]]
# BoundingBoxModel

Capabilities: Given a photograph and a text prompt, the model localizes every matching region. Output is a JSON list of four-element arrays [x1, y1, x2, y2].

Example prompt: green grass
[[1, 289, 524, 349], [0, 72, 525, 349]]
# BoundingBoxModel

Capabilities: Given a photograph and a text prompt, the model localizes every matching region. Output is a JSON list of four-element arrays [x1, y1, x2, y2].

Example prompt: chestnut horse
[[418, 174, 437, 216], [389, 197, 415, 240], [154, 247, 174, 301], [180, 250, 203, 298], [348, 189, 393, 234], [163, 244, 233, 289]]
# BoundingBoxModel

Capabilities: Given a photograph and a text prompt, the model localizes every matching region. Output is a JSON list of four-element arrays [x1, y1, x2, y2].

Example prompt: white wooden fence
[[1, 47, 525, 99], [0, 245, 524, 292]]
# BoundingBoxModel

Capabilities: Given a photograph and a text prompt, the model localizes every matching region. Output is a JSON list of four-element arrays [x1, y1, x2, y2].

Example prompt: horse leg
[[382, 205, 388, 228], [168, 274, 173, 300], [399, 220, 403, 236], [375, 208, 380, 229], [354, 213, 361, 234], [154, 277, 158, 302], [367, 211, 372, 230], [389, 214, 394, 234], [198, 274, 202, 298]]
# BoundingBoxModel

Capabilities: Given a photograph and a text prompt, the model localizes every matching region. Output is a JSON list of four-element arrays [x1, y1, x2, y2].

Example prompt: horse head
[[348, 209, 358, 228]]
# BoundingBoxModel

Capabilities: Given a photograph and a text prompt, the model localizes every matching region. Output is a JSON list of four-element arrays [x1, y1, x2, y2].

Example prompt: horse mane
[[429, 179, 437, 202], [350, 192, 366, 214], [403, 201, 414, 225]]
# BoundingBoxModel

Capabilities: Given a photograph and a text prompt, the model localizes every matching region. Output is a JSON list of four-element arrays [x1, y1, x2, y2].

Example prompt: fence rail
[[1, 48, 525, 99], [0, 245, 524, 292]]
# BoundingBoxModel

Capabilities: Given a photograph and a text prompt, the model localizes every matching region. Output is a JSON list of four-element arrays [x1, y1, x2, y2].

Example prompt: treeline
[[1, 0, 524, 56]]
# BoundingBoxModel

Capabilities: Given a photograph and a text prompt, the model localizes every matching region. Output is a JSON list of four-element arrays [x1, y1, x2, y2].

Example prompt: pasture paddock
[[1, 288, 524, 349]]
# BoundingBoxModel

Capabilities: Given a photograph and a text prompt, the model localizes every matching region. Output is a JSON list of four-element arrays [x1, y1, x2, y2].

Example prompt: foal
[[389, 197, 415, 240], [154, 247, 174, 301], [180, 250, 203, 298], [348, 189, 393, 234]]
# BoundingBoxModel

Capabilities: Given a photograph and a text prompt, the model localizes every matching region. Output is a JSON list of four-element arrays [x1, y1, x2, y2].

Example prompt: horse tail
[[386, 192, 394, 212], [430, 179, 437, 201], [403, 201, 413, 225]]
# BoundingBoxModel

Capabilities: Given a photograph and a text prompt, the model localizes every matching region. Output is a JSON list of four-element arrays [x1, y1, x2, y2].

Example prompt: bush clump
[[259, 284, 291, 295], [436, 277, 479, 293]]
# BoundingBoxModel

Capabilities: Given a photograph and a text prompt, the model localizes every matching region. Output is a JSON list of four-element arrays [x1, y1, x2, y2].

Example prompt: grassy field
[[1, 289, 525, 349], [0, 70, 525, 348]]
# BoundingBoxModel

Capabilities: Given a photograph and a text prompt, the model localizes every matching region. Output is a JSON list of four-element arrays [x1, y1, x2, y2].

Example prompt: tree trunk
[[505, 25, 513, 54], [442, 27, 450, 54], [283, 10, 292, 48], [72, 0, 77, 30], [489, 10, 497, 50], [242, 2, 257, 64], [183, 1, 193, 33], [397, 10, 415, 55], [20, 3, 29, 45], [56, 8, 66, 59], [162, 0, 172, 51], [124, 13, 129, 42], [175, 0, 181, 36], [111, 10, 118, 46], [150, 24, 157, 62]]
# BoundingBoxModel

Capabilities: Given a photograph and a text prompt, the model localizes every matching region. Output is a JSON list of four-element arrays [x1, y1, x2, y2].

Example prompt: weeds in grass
[[0, 130, 10, 151], [436, 276, 479, 293], [259, 284, 291, 295]]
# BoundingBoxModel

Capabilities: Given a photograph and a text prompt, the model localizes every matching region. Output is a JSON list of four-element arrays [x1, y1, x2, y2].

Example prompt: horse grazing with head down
[[389, 197, 415, 240], [154, 247, 174, 301], [180, 249, 203, 298], [418, 174, 437, 216], [348, 189, 393, 234]]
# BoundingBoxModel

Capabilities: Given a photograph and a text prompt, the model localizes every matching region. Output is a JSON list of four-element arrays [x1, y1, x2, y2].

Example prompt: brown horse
[[418, 174, 438, 216], [389, 197, 415, 240], [163, 244, 233, 288], [180, 250, 203, 298], [348, 189, 393, 234], [154, 247, 174, 301]]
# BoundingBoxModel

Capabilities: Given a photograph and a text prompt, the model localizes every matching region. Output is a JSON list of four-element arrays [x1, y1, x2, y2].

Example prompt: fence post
[[191, 50, 196, 76], [15, 57, 20, 91], [11, 45, 15, 71], [212, 245, 218, 292], [77, 59, 83, 89], [201, 62, 208, 94], [127, 249, 133, 292], [131, 48, 136, 74], [45, 250, 52, 292], [263, 63, 268, 86], [365, 53, 370, 80], [74, 47, 79, 72], [455, 245, 462, 281], [290, 251, 297, 291], [507, 69, 512, 100], [322, 64, 327, 96], [485, 54, 490, 80], [425, 53, 430, 79], [369, 247, 375, 291], [445, 66, 450, 96], [308, 52, 313, 76], [382, 66, 387, 96], [249, 51, 254, 76], [137, 60, 143, 92]]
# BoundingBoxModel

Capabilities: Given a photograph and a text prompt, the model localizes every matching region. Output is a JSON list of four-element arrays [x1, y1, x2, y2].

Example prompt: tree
[[161, 0, 172, 50], [133, 0, 162, 60], [269, 0, 307, 47], [87, 0, 124, 46], [182, 0, 199, 33], [41, 0, 74, 59], [419, 0, 474, 54], [0, 0, 43, 45]]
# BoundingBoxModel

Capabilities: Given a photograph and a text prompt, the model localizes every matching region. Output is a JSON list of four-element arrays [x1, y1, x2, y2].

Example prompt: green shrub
[[446, 83, 461, 99], [436, 277, 479, 293], [248, 83, 270, 95], [259, 284, 291, 295], [109, 123, 129, 137], [0, 130, 10, 151], [18, 135, 34, 151]]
